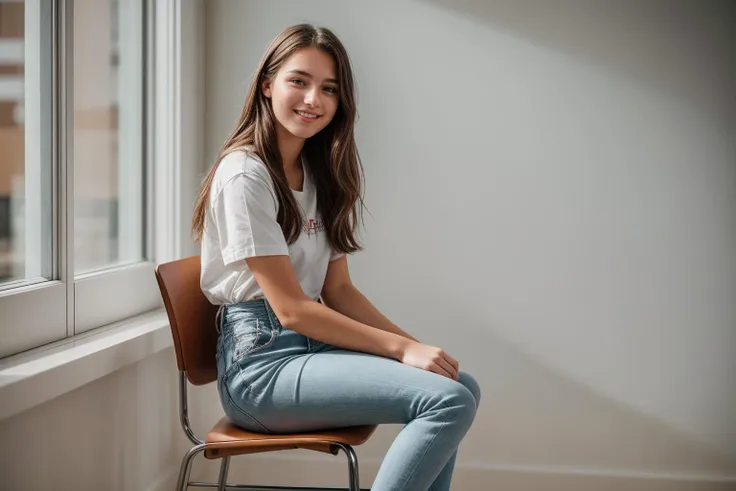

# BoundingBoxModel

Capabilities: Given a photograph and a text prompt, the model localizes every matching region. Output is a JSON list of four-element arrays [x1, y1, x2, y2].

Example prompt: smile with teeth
[[295, 110, 319, 119]]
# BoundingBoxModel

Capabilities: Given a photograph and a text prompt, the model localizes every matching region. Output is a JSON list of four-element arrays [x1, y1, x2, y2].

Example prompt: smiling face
[[262, 47, 340, 141]]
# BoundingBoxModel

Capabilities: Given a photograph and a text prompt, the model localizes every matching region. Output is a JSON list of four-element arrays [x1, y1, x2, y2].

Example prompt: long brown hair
[[192, 24, 364, 254]]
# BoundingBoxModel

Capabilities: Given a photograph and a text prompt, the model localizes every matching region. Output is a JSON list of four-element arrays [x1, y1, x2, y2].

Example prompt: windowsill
[[0, 308, 172, 421]]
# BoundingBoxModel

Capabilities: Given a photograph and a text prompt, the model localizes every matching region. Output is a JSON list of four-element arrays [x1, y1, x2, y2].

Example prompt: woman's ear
[[261, 79, 272, 98]]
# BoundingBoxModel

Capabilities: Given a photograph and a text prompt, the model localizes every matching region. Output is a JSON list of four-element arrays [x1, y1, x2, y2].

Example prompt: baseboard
[[190, 454, 736, 491]]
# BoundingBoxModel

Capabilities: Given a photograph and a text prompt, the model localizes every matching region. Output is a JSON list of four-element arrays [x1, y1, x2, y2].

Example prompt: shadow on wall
[[352, 233, 736, 476], [455, 315, 736, 475], [420, 0, 736, 126], [400, 0, 736, 473], [351, 211, 736, 478]]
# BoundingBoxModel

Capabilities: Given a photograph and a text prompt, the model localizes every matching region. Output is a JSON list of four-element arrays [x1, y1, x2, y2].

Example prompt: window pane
[[0, 0, 54, 289], [74, 0, 145, 275]]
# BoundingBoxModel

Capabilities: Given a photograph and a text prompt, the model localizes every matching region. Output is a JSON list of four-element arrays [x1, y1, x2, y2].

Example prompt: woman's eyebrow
[[286, 69, 338, 85]]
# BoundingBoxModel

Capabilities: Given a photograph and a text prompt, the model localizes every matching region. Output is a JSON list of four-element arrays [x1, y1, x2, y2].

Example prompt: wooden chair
[[154, 256, 376, 491]]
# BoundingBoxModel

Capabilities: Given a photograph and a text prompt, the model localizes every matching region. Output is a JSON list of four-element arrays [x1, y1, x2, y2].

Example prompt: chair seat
[[204, 417, 377, 459]]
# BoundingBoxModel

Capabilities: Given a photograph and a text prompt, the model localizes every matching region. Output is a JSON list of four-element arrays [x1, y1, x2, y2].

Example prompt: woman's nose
[[304, 87, 320, 107]]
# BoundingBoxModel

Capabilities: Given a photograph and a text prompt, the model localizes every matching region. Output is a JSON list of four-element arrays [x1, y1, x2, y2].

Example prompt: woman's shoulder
[[213, 148, 273, 190], [218, 148, 270, 177]]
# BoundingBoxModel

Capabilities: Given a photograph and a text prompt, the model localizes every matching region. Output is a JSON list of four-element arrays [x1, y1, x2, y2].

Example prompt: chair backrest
[[154, 255, 219, 385]]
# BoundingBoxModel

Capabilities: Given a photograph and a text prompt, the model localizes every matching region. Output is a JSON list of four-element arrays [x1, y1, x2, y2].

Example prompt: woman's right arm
[[245, 254, 459, 380]]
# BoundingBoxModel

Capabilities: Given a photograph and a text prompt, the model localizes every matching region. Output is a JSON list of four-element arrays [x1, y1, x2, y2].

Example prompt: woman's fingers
[[443, 352, 460, 372], [436, 356, 459, 380], [430, 362, 454, 380]]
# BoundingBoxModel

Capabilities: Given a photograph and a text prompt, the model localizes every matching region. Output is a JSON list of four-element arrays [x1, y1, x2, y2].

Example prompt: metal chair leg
[[331, 443, 360, 491], [176, 443, 207, 491], [217, 456, 231, 491]]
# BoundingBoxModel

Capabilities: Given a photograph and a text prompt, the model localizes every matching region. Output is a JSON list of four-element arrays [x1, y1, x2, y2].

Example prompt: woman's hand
[[400, 341, 459, 380]]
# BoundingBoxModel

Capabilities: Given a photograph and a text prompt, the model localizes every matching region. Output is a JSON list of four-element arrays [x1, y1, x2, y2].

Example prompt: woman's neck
[[275, 123, 305, 173]]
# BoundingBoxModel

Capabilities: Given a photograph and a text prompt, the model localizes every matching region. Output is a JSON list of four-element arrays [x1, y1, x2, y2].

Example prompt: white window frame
[[0, 0, 188, 359], [0, 0, 66, 358], [0, 0, 201, 421], [73, 0, 159, 334]]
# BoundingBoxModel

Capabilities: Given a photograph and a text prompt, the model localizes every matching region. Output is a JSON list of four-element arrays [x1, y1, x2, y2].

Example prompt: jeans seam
[[400, 418, 450, 490], [264, 300, 280, 331], [346, 373, 455, 407], [222, 381, 272, 433], [346, 370, 456, 488]]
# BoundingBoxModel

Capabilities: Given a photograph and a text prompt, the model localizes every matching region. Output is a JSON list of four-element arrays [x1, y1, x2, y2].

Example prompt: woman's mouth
[[295, 110, 320, 122]]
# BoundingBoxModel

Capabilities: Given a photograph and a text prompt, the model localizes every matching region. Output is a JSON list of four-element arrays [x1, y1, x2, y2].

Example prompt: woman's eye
[[323, 86, 338, 94], [290, 78, 305, 86]]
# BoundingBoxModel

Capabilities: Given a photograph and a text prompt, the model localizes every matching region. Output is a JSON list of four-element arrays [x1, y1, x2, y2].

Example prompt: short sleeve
[[330, 249, 345, 262], [212, 170, 289, 266]]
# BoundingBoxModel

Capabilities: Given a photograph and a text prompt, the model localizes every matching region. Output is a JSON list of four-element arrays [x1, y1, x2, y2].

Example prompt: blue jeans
[[216, 298, 481, 491]]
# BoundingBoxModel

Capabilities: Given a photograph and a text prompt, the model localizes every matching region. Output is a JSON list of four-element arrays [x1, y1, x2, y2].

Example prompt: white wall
[[0, 349, 184, 491], [197, 0, 736, 489], [179, 0, 207, 258]]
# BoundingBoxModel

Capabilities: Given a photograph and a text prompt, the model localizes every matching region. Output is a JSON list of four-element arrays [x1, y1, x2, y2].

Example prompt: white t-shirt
[[200, 149, 344, 305]]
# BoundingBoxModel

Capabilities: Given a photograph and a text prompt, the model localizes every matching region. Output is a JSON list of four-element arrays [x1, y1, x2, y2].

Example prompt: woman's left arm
[[321, 256, 419, 342]]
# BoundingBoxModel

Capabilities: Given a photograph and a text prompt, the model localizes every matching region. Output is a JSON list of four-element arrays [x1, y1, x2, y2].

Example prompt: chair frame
[[173, 371, 366, 491]]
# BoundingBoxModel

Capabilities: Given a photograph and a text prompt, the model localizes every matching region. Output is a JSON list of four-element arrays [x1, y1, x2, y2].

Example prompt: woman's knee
[[457, 371, 481, 409], [433, 376, 477, 426]]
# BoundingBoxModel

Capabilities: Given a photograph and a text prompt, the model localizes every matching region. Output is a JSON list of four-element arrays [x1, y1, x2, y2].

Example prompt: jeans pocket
[[231, 316, 277, 362]]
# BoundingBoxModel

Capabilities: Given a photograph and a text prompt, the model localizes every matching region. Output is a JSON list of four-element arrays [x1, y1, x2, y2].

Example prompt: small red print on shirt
[[303, 218, 326, 237]]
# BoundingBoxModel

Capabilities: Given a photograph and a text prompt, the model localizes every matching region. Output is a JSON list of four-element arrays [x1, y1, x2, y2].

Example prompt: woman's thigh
[[222, 348, 478, 434]]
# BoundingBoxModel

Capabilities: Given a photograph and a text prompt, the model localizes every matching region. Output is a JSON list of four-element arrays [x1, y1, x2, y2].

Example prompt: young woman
[[192, 24, 480, 491]]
